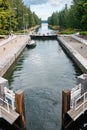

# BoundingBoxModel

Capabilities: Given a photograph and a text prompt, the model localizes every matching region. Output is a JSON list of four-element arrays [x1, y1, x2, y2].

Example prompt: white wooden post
[[75, 99, 77, 110], [0, 108, 1, 117], [6, 100, 10, 113], [12, 96, 15, 110], [4, 87, 15, 110], [83, 93, 85, 113]]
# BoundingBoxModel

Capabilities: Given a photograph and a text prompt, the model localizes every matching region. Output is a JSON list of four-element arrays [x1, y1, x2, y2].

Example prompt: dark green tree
[[9, 0, 41, 30], [48, 0, 87, 30], [0, 0, 17, 34]]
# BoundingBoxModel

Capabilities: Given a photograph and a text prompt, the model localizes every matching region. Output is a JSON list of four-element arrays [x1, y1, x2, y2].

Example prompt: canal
[[5, 23, 82, 130]]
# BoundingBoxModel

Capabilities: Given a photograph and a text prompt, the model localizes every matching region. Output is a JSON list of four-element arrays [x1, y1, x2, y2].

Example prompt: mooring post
[[62, 89, 71, 130], [15, 90, 26, 130]]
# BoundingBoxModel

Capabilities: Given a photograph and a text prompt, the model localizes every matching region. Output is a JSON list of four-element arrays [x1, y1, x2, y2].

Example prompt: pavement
[[0, 34, 28, 76], [58, 34, 87, 73], [59, 35, 87, 59], [0, 35, 16, 47]]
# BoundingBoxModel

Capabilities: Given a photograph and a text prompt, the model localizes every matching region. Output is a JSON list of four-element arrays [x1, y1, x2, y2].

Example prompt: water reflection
[[4, 39, 82, 130], [38, 23, 56, 34]]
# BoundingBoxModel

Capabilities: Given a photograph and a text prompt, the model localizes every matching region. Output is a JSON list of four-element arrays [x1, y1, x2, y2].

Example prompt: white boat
[[26, 39, 36, 48]]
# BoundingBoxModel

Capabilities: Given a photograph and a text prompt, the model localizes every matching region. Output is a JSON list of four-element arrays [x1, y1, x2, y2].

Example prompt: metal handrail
[[70, 84, 81, 108], [75, 92, 87, 112]]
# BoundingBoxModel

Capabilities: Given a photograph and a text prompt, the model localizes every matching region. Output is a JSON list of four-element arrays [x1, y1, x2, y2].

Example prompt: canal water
[[5, 23, 82, 130]]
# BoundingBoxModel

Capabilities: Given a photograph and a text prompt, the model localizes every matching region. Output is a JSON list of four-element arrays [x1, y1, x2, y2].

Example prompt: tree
[[0, 0, 41, 34], [81, 2, 87, 30], [0, 0, 17, 34], [48, 0, 87, 30], [9, 0, 41, 30]]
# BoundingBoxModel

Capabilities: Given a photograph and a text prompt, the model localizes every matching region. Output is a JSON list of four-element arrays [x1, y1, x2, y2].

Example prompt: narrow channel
[[4, 23, 82, 130]]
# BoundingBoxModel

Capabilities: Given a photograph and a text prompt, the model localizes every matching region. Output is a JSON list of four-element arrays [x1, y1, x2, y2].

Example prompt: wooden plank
[[67, 102, 87, 120], [62, 90, 71, 129], [0, 106, 19, 124], [15, 90, 26, 130]]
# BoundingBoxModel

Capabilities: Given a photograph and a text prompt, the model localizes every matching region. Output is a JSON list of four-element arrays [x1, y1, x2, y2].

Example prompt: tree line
[[0, 0, 41, 34], [48, 0, 87, 31]]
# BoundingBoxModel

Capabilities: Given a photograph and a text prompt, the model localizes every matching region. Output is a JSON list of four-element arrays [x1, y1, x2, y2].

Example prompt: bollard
[[15, 90, 26, 130], [62, 89, 71, 130]]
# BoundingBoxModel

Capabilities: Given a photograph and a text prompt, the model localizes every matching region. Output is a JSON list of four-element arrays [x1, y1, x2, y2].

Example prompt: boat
[[26, 39, 36, 48]]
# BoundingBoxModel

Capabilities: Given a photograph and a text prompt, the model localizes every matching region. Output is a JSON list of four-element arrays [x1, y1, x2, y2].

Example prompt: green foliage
[[80, 31, 87, 35], [48, 0, 87, 31], [9, 0, 41, 31], [48, 12, 59, 26], [0, 0, 17, 34], [61, 28, 76, 34], [0, 0, 41, 35], [48, 25, 58, 30]]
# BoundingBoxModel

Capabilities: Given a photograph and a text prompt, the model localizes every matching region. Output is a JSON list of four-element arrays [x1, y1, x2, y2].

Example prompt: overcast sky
[[23, 0, 73, 20]]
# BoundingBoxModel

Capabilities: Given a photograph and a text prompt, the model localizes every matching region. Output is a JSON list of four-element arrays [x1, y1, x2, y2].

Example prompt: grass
[[48, 25, 58, 30], [61, 28, 76, 34], [48, 25, 87, 35], [80, 31, 87, 35]]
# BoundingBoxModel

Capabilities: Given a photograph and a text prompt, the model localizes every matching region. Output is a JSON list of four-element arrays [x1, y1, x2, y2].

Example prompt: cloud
[[23, 0, 72, 7], [23, 0, 48, 5], [48, 0, 72, 7], [23, 0, 73, 20]]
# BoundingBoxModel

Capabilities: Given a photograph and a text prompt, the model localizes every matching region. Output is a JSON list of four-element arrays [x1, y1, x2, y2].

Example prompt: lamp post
[[9, 8, 17, 35]]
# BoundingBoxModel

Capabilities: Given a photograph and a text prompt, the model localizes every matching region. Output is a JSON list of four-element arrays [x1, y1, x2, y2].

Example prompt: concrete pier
[[0, 35, 28, 76], [57, 35, 87, 73]]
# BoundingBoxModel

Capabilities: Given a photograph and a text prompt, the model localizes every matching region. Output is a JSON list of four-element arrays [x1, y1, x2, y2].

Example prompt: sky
[[23, 0, 73, 20]]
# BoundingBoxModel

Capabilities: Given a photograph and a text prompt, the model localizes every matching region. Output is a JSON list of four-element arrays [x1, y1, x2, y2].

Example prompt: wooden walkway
[[67, 91, 87, 121], [0, 77, 26, 130], [30, 33, 57, 39], [0, 98, 19, 124]]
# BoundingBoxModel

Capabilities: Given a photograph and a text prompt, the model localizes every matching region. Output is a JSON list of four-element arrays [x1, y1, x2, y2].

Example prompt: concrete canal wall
[[1, 33, 87, 77], [0, 35, 28, 76], [71, 34, 87, 45], [57, 36, 87, 73]]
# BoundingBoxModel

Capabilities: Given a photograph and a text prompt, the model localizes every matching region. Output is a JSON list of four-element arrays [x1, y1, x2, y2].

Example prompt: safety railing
[[75, 92, 87, 112], [71, 84, 81, 108], [0, 98, 10, 113]]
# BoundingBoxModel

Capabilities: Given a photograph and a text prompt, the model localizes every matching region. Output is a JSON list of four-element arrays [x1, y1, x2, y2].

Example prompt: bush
[[48, 25, 58, 30], [61, 28, 76, 34], [80, 31, 87, 35], [0, 29, 9, 35]]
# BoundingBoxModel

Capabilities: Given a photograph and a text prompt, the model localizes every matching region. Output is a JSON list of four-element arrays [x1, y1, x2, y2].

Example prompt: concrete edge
[[57, 36, 87, 73], [0, 37, 28, 76]]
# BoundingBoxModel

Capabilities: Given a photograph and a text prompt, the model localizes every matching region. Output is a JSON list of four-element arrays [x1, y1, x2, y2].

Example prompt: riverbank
[[57, 35, 87, 73], [0, 35, 28, 76]]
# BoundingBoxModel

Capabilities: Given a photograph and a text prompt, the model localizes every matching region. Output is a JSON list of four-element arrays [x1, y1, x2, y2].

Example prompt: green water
[[5, 23, 82, 130]]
